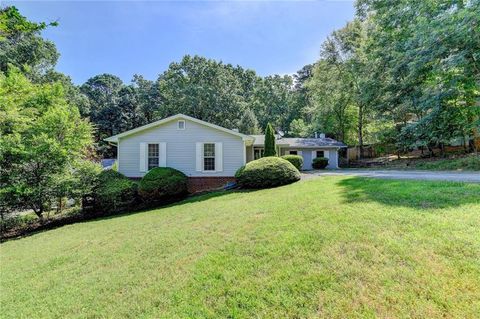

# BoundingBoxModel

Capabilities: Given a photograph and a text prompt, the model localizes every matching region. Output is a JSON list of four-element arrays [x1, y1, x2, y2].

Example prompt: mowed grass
[[1, 177, 480, 318], [414, 154, 480, 171]]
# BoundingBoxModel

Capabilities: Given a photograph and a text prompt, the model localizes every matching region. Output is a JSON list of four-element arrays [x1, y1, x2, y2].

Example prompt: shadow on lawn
[[337, 176, 480, 209]]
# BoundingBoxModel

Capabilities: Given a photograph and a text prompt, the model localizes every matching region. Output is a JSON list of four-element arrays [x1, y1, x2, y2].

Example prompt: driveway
[[302, 169, 480, 183]]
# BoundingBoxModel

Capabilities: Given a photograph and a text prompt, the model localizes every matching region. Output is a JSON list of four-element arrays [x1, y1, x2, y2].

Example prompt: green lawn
[[371, 154, 480, 171], [1, 177, 480, 318], [414, 154, 480, 171]]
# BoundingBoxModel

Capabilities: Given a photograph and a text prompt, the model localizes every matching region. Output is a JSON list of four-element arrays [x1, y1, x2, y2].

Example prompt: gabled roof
[[104, 114, 255, 143], [251, 135, 346, 148]]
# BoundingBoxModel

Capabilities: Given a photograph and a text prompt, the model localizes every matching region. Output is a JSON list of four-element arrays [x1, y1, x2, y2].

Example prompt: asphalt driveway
[[302, 169, 480, 183]]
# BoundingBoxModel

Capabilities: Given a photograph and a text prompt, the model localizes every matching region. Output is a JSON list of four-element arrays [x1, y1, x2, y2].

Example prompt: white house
[[105, 114, 345, 191]]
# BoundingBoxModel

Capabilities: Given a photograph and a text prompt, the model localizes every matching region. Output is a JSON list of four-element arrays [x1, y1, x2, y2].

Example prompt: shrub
[[138, 167, 188, 203], [94, 170, 138, 213], [264, 123, 277, 156], [71, 160, 103, 201], [281, 155, 303, 170], [312, 157, 329, 169], [235, 157, 301, 189]]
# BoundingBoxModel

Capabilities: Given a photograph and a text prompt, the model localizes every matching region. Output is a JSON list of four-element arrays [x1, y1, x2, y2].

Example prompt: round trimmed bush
[[94, 170, 138, 213], [235, 157, 301, 189], [138, 167, 188, 202], [312, 157, 329, 169], [280, 155, 303, 170]]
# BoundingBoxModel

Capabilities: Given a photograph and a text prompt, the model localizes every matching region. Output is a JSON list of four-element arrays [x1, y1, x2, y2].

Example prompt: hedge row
[[92, 167, 188, 215], [93, 155, 327, 213]]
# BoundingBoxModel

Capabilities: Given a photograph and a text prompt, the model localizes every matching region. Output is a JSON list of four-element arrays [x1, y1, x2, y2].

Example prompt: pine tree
[[264, 123, 277, 156]]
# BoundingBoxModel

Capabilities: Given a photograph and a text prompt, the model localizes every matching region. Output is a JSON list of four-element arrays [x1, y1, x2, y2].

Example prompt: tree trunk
[[440, 143, 446, 158], [472, 126, 479, 154], [33, 205, 44, 221], [358, 105, 364, 159]]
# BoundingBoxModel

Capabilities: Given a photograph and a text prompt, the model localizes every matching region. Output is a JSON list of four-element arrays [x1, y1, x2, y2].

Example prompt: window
[[289, 150, 298, 155], [316, 150, 324, 158], [254, 148, 264, 160], [148, 144, 159, 170], [177, 120, 185, 130], [203, 143, 215, 171]]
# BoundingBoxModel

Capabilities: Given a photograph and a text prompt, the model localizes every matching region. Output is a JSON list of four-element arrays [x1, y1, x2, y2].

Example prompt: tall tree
[[156, 55, 249, 129], [80, 74, 124, 156], [306, 60, 357, 143], [322, 19, 371, 157], [252, 75, 297, 132], [238, 108, 261, 135], [0, 68, 93, 218], [0, 6, 59, 79], [289, 119, 310, 138], [264, 123, 277, 156], [132, 74, 160, 124], [356, 0, 480, 154]]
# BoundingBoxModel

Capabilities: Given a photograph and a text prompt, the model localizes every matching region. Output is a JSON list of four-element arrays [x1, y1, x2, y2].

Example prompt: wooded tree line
[[4, 2, 478, 160], [77, 0, 480, 158], [309, 0, 480, 156]]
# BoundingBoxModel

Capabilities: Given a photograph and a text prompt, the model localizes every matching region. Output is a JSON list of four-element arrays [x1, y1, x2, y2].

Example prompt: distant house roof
[[251, 135, 289, 146], [251, 135, 346, 148]]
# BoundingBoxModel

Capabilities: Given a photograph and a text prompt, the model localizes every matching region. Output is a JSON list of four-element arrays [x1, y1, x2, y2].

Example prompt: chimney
[[320, 133, 326, 139], [232, 128, 239, 132], [314, 132, 318, 138]]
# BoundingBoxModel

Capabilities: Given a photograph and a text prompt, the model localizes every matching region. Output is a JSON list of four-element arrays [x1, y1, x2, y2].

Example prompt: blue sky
[[8, 1, 355, 84]]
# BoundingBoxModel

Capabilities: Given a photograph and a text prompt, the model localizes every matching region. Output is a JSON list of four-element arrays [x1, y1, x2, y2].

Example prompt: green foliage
[[312, 157, 329, 169], [253, 74, 302, 132], [306, 60, 358, 144], [0, 68, 94, 218], [156, 55, 250, 129], [288, 119, 310, 138], [355, 0, 480, 153], [238, 108, 261, 135], [264, 123, 277, 156], [235, 157, 300, 189], [415, 155, 480, 171], [0, 212, 37, 231], [71, 160, 103, 200], [0, 6, 59, 79], [280, 155, 303, 170], [94, 170, 138, 214], [80, 74, 126, 156], [138, 167, 188, 202]]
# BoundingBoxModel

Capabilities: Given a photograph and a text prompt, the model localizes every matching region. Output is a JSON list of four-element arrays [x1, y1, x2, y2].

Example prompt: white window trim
[[147, 143, 160, 171], [202, 142, 216, 172], [177, 120, 186, 130]]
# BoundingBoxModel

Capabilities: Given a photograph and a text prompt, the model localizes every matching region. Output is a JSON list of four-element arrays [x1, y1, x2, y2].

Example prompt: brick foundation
[[187, 177, 236, 193]]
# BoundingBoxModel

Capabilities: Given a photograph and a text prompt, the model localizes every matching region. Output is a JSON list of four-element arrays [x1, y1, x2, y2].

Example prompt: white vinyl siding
[[119, 118, 242, 177], [281, 148, 339, 170]]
